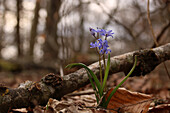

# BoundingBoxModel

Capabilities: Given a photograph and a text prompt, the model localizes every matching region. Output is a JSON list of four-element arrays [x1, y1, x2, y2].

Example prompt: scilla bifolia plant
[[66, 28, 137, 108]]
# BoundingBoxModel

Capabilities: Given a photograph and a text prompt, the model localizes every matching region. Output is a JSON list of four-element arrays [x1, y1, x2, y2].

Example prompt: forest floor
[[0, 61, 169, 113]]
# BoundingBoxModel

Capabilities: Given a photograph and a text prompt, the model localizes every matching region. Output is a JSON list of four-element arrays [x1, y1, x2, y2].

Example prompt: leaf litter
[[5, 61, 170, 112]]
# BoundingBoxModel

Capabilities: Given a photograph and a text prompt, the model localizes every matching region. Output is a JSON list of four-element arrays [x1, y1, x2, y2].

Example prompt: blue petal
[[106, 49, 111, 54]]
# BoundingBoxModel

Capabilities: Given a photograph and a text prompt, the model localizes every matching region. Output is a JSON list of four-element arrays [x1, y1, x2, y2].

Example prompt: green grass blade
[[101, 54, 110, 94], [66, 63, 102, 96], [86, 71, 99, 103], [104, 55, 137, 108]]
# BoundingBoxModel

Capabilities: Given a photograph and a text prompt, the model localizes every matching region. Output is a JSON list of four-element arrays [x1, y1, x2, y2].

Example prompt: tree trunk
[[16, 0, 22, 57], [0, 43, 170, 112], [29, 0, 40, 60], [43, 0, 61, 60]]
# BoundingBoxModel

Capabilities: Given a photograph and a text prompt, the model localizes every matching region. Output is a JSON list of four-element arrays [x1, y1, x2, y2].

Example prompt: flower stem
[[99, 54, 102, 84], [102, 54, 106, 91], [96, 48, 103, 85], [102, 54, 106, 71]]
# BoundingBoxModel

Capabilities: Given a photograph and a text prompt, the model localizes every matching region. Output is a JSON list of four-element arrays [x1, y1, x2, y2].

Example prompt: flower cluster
[[90, 28, 114, 54], [89, 27, 114, 38]]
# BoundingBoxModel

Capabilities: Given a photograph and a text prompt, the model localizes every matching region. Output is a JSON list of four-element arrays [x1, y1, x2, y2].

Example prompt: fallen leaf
[[105, 88, 153, 113], [46, 98, 91, 113], [90, 108, 109, 113], [48, 99, 71, 111], [148, 104, 170, 113]]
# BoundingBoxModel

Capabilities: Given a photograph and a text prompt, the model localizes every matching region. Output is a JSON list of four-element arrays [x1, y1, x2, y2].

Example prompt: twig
[[95, 1, 140, 49], [147, 0, 159, 46], [147, 0, 170, 79], [65, 90, 95, 97], [152, 22, 170, 48]]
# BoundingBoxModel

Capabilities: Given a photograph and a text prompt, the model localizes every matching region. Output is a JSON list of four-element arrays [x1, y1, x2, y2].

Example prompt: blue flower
[[97, 39, 103, 49], [90, 41, 99, 48], [90, 28, 114, 38], [90, 39, 111, 54], [99, 40, 111, 54], [89, 27, 102, 37], [100, 29, 114, 38], [89, 28, 96, 36], [89, 28, 113, 54]]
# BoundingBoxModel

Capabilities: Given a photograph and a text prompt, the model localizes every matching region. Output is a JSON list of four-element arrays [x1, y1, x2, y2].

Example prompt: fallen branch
[[0, 43, 170, 112]]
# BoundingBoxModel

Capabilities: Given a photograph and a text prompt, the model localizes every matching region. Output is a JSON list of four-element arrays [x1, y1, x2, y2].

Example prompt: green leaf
[[66, 63, 102, 96], [101, 54, 110, 94], [104, 55, 137, 108], [86, 71, 99, 103]]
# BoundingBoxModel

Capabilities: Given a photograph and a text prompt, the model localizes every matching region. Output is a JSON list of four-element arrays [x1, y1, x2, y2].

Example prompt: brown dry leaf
[[47, 98, 71, 111], [105, 88, 153, 113], [90, 108, 109, 113], [46, 98, 93, 113], [148, 104, 170, 113]]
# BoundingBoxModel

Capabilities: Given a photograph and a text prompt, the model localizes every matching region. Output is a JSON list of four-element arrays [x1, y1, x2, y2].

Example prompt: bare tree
[[29, 0, 40, 60], [15, 0, 22, 57], [0, 0, 5, 58], [43, 0, 61, 60]]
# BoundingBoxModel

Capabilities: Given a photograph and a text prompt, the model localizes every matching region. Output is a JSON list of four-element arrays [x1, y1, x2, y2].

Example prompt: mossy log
[[0, 43, 170, 112]]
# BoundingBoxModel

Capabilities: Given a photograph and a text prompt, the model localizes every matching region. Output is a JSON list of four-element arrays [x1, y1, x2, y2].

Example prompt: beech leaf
[[105, 88, 153, 113]]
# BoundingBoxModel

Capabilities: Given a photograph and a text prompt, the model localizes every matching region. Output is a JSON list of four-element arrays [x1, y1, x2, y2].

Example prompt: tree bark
[[16, 0, 22, 57], [43, 0, 61, 60], [29, 0, 40, 59], [0, 43, 170, 112]]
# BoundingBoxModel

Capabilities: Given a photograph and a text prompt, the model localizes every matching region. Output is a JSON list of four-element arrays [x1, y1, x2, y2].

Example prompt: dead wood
[[0, 43, 170, 112]]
